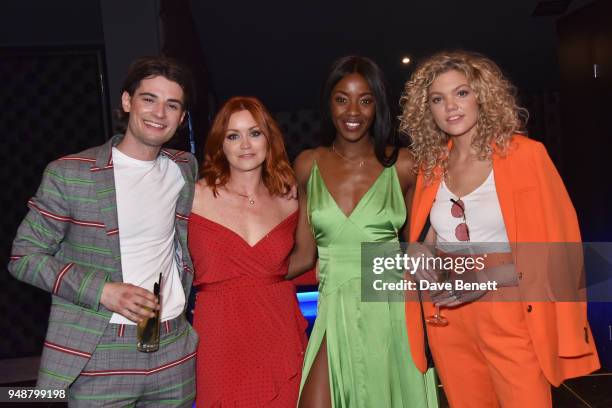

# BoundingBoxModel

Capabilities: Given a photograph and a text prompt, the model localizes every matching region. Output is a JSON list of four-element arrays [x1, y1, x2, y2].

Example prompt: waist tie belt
[[198, 275, 286, 292]]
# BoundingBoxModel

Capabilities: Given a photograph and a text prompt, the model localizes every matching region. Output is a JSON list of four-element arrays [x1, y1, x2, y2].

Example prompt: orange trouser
[[426, 298, 551, 408]]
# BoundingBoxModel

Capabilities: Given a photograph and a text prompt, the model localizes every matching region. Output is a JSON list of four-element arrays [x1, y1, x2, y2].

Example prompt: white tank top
[[109, 147, 186, 324], [430, 169, 511, 253]]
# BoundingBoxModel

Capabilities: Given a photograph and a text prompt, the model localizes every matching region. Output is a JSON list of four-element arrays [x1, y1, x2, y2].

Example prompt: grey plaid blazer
[[8, 135, 198, 388]]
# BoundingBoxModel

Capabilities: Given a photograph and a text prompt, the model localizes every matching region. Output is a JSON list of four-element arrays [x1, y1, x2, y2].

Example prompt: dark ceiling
[[190, 0, 595, 112]]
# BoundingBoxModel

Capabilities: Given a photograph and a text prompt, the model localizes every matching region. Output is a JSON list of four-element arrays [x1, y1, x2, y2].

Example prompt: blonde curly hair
[[399, 51, 527, 182]]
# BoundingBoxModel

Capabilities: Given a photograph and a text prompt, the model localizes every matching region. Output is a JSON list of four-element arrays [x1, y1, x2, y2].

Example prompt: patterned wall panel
[[275, 109, 322, 162], [0, 47, 110, 359]]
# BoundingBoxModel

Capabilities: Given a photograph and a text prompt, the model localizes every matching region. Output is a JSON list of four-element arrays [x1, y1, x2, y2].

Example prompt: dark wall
[[0, 0, 104, 46], [558, 0, 612, 240], [190, 0, 567, 112], [557, 0, 612, 368], [0, 0, 108, 360], [0, 48, 110, 359]]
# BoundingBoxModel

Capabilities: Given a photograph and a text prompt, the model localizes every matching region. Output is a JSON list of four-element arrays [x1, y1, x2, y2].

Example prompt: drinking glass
[[137, 275, 161, 352], [425, 269, 449, 327]]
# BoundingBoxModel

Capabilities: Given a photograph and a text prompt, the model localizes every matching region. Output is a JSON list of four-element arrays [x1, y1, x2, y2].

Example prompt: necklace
[[225, 185, 256, 206], [332, 143, 365, 167], [235, 192, 255, 206]]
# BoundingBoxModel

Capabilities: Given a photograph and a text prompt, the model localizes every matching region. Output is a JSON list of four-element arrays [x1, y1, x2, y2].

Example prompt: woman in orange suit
[[399, 51, 599, 407]]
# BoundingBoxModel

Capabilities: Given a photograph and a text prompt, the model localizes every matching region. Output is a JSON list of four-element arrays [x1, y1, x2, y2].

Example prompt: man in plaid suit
[[8, 56, 199, 406]]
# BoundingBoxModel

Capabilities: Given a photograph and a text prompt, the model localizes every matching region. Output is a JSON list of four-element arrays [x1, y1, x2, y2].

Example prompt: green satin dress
[[299, 162, 438, 407]]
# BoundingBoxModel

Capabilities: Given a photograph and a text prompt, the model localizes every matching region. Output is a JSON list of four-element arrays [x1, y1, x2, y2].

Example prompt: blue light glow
[[297, 291, 318, 318]]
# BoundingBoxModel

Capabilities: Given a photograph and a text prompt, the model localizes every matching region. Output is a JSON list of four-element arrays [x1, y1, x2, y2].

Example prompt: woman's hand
[[430, 268, 488, 307], [281, 184, 298, 200], [430, 260, 517, 307], [407, 243, 438, 284]]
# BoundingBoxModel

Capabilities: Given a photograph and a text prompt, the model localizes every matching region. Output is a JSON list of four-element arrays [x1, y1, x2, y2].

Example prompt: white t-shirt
[[109, 147, 186, 324], [430, 169, 511, 254]]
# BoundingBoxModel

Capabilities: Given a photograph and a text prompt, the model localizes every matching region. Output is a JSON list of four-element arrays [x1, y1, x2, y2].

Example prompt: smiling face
[[428, 69, 479, 141], [222, 109, 268, 173], [120, 75, 185, 158], [330, 72, 376, 142]]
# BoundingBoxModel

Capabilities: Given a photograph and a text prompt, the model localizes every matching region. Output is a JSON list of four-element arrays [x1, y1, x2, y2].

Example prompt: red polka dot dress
[[188, 211, 307, 407]]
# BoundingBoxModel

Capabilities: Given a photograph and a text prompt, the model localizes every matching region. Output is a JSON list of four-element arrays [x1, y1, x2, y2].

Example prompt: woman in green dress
[[288, 56, 438, 407]]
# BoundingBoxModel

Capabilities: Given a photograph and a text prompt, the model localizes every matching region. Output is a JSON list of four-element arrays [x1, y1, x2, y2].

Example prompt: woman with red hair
[[188, 96, 308, 407]]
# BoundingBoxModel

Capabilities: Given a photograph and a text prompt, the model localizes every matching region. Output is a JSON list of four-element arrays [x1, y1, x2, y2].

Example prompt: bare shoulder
[[396, 147, 415, 166], [395, 147, 416, 187], [293, 148, 318, 186], [194, 178, 208, 196], [192, 179, 214, 210]]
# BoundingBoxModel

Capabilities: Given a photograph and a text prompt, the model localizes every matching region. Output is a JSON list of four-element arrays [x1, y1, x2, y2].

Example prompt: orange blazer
[[406, 135, 600, 386]]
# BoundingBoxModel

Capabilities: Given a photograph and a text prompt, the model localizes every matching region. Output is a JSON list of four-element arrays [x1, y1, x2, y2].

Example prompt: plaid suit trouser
[[68, 315, 198, 407]]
